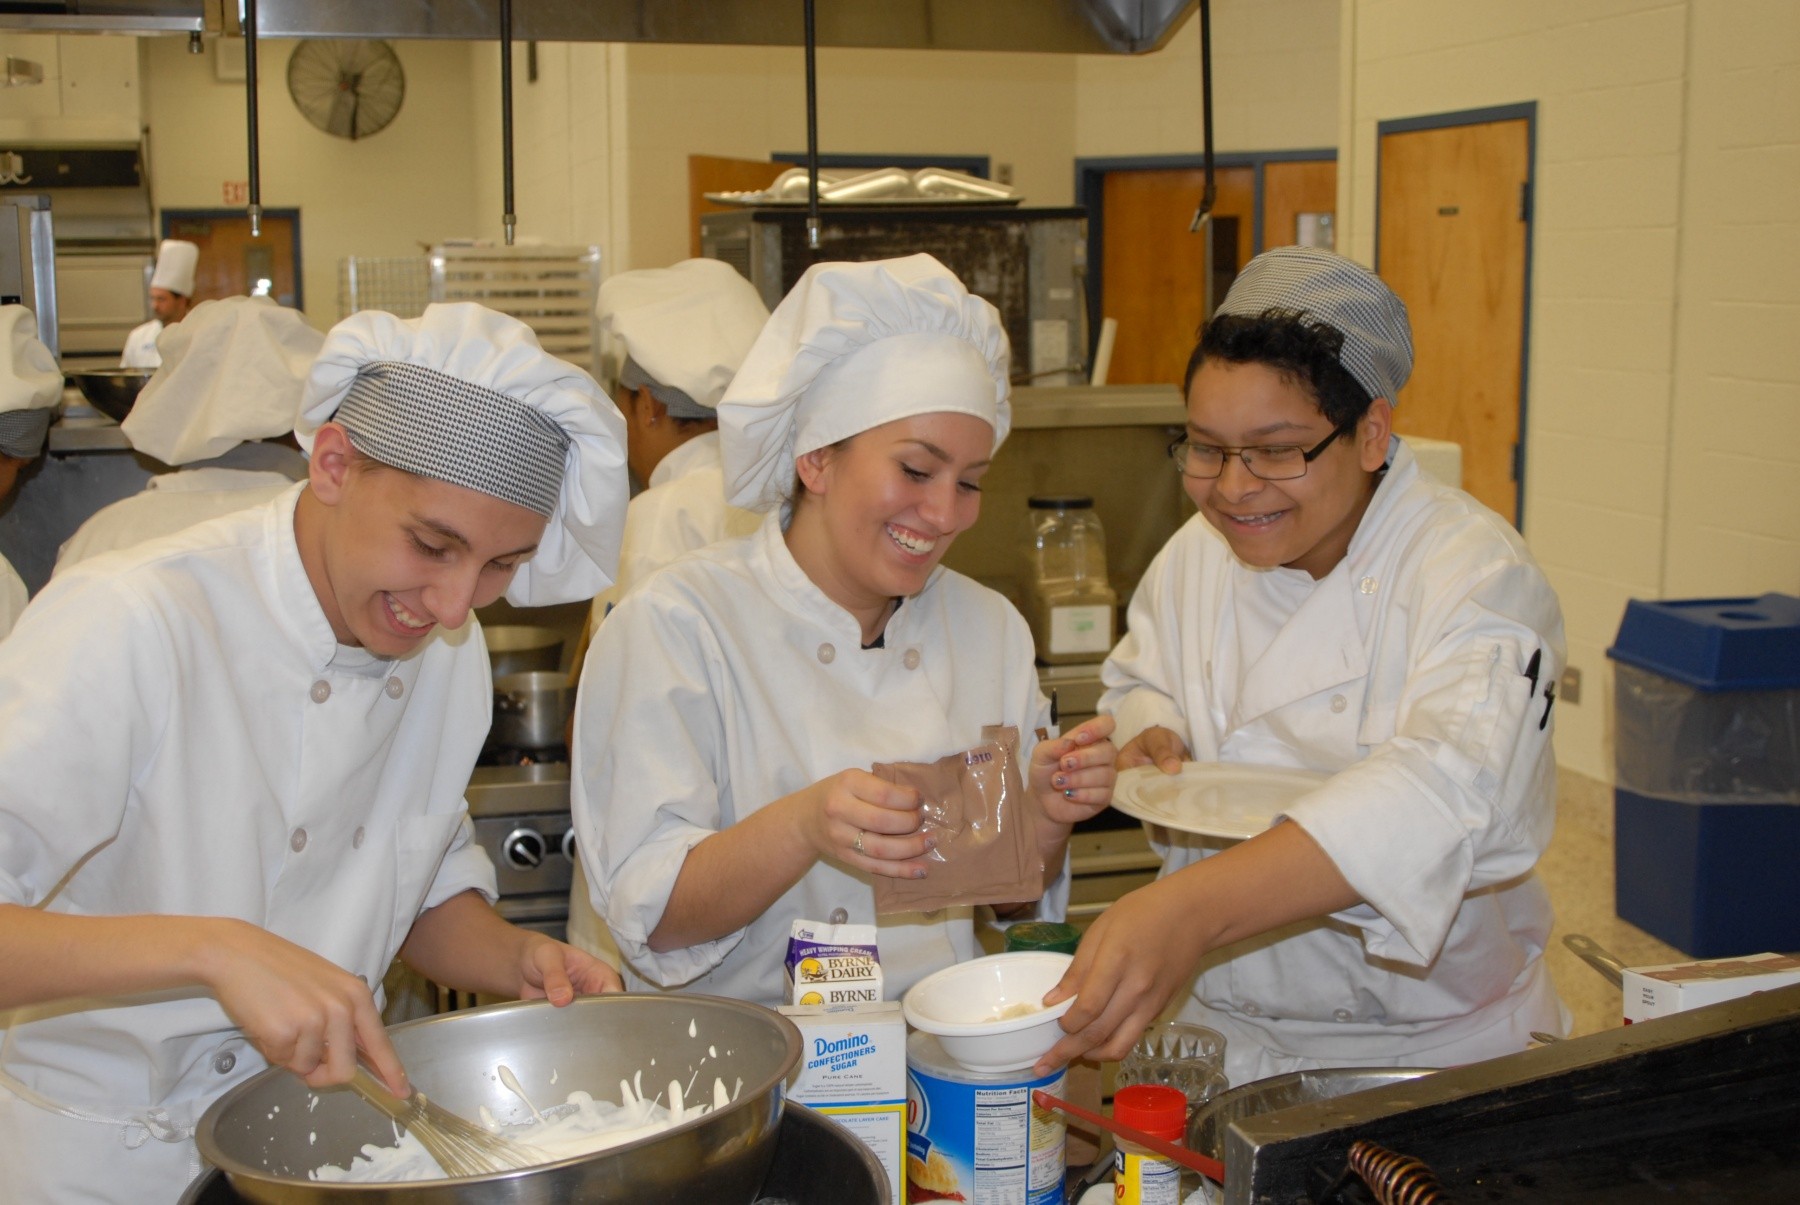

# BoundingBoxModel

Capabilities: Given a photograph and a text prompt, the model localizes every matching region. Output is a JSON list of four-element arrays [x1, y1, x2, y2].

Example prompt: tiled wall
[[1073, 0, 1340, 156], [1337, 0, 1800, 780]]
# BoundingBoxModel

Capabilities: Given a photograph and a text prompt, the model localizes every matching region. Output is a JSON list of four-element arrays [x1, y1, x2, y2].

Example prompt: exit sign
[[222, 180, 249, 205]]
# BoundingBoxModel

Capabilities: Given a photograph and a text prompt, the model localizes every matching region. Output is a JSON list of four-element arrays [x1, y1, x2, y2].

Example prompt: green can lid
[[1004, 922, 1080, 954]]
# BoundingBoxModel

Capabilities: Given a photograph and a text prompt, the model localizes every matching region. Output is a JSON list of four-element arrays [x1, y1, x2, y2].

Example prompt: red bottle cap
[[1112, 1084, 1187, 1142]]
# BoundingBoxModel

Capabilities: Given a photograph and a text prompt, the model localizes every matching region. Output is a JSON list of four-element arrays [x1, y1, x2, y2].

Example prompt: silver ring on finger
[[853, 830, 866, 855]]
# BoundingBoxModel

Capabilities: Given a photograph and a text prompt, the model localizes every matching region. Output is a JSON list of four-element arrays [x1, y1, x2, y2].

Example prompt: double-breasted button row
[[312, 677, 406, 702]]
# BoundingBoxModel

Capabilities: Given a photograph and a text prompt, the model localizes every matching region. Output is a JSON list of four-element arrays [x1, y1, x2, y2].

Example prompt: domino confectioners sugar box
[[779, 1001, 908, 1202], [1622, 952, 1800, 1023]]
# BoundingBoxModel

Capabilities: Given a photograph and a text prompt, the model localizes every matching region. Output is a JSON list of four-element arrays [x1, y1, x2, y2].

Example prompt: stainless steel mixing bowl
[[69, 368, 154, 422], [195, 994, 802, 1204]]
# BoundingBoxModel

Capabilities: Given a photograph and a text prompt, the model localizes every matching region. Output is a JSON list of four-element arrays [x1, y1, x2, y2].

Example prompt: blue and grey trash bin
[[1607, 593, 1800, 958]]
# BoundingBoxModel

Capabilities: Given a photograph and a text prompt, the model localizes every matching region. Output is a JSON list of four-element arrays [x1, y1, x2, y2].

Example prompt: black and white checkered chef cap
[[1215, 247, 1413, 404]]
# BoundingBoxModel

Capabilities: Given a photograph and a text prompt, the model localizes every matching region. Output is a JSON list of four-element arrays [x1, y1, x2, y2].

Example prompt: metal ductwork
[[1, 0, 1198, 55]]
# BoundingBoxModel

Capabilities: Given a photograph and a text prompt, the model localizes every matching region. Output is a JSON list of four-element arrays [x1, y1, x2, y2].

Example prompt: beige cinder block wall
[[139, 37, 482, 331], [1336, 0, 1800, 782]]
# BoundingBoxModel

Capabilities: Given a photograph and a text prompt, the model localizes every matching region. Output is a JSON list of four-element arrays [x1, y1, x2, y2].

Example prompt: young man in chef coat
[[1037, 247, 1568, 1085], [57, 295, 322, 572], [122, 238, 201, 370], [0, 303, 630, 1202], [0, 305, 63, 637], [568, 257, 768, 965]]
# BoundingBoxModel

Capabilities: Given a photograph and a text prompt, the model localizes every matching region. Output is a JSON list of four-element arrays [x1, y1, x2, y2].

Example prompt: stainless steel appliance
[[466, 762, 576, 949], [703, 206, 1089, 386], [0, 192, 58, 355]]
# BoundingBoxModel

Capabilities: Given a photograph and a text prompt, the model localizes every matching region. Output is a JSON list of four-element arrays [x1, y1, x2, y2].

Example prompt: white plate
[[1110, 761, 1329, 840]]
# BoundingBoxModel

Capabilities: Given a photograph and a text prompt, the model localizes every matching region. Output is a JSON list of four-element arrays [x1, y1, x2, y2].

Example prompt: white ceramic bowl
[[902, 952, 1076, 1073]]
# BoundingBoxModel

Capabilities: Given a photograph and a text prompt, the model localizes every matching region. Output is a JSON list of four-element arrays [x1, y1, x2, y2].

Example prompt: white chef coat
[[567, 432, 761, 961], [1101, 442, 1567, 1086], [0, 554, 25, 640], [0, 483, 498, 1204], [53, 467, 296, 575], [574, 511, 1061, 1008], [121, 318, 163, 369], [584, 432, 762, 632]]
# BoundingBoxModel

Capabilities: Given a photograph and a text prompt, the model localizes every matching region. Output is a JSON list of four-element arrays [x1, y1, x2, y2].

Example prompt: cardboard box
[[779, 1001, 908, 1202], [1622, 952, 1800, 1023]]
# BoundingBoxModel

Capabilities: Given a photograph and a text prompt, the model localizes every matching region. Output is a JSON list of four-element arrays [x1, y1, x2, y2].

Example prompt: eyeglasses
[[1167, 420, 1354, 481]]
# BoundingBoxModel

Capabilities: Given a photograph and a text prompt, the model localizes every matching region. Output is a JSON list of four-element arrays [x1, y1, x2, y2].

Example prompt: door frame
[[1375, 102, 1536, 526], [1073, 148, 1336, 360], [160, 207, 305, 312]]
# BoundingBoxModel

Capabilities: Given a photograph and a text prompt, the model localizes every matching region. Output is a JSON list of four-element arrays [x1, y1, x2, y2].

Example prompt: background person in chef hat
[[572, 253, 1118, 1009], [1034, 247, 1567, 1086], [56, 295, 322, 573], [0, 304, 62, 637], [0, 302, 629, 1204], [122, 237, 201, 369], [566, 258, 767, 965]]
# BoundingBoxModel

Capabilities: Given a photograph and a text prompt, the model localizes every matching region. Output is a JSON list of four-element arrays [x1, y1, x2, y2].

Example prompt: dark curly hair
[[1183, 309, 1374, 431]]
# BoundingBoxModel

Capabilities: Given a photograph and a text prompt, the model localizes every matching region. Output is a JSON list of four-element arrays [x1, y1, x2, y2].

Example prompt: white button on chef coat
[[903, 647, 921, 670], [1102, 442, 1566, 1086], [289, 827, 307, 852], [353, 825, 366, 848], [386, 676, 404, 698], [817, 642, 835, 664], [574, 511, 1061, 1009], [0, 484, 498, 1204], [310, 680, 331, 703]]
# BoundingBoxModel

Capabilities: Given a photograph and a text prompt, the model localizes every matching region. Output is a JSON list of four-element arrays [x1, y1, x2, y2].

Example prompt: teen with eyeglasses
[[1033, 247, 1568, 1086]]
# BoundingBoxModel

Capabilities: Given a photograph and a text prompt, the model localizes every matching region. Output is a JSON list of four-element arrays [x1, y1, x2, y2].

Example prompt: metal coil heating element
[[1344, 1140, 1448, 1205]]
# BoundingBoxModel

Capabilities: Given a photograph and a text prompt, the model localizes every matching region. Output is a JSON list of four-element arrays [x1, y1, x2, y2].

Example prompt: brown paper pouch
[[871, 725, 1045, 914]]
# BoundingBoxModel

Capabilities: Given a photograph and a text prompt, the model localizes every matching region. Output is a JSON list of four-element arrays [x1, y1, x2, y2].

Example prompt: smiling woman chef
[[574, 254, 1117, 1006], [1037, 248, 1568, 1085], [0, 303, 628, 1202]]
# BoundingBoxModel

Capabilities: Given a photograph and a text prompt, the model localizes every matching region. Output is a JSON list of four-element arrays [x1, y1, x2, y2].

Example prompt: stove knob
[[560, 829, 578, 863], [502, 828, 547, 870]]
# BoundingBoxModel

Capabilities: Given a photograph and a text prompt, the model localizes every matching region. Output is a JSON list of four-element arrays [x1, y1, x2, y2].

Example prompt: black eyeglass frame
[[1167, 419, 1357, 481]]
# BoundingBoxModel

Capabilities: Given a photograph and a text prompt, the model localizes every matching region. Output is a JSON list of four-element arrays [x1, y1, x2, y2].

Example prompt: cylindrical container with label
[[1112, 1084, 1187, 1205], [905, 1031, 1066, 1205], [1022, 495, 1117, 665]]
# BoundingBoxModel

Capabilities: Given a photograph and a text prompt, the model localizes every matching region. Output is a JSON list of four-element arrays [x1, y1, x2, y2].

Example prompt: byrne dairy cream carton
[[785, 919, 883, 1005], [779, 1001, 907, 1201], [1622, 952, 1800, 1023]]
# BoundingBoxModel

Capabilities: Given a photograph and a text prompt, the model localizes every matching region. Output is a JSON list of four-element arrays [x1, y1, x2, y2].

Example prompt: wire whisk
[[347, 1065, 548, 1177]]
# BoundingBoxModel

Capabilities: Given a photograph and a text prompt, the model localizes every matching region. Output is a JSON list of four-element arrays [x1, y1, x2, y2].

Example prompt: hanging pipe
[[243, 0, 261, 237], [500, 0, 516, 245], [1188, 0, 1216, 233], [803, 0, 822, 251]]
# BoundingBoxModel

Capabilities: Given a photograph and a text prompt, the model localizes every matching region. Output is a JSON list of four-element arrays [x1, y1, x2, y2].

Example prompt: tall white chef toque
[[0, 305, 63, 460], [598, 257, 770, 420], [121, 296, 324, 465], [294, 302, 630, 606], [718, 253, 1011, 514], [149, 239, 200, 297]]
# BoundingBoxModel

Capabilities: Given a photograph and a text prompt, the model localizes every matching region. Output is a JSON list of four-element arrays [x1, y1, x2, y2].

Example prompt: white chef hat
[[150, 239, 200, 297], [598, 258, 769, 419], [121, 296, 324, 465], [718, 253, 1010, 514], [0, 305, 63, 460], [295, 302, 630, 607]]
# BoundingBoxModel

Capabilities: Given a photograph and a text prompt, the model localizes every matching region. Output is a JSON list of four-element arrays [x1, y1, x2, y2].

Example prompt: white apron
[[1102, 443, 1568, 1085], [573, 512, 1059, 1008], [0, 486, 498, 1203]]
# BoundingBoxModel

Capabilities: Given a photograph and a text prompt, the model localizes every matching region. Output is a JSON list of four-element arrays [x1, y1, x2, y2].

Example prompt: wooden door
[[1262, 159, 1336, 250], [1100, 165, 1254, 385], [688, 155, 785, 259], [1378, 118, 1530, 522], [163, 210, 301, 310]]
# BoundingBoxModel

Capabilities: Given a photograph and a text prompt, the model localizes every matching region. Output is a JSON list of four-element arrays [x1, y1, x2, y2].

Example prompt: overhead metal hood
[[0, 0, 1198, 54]]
